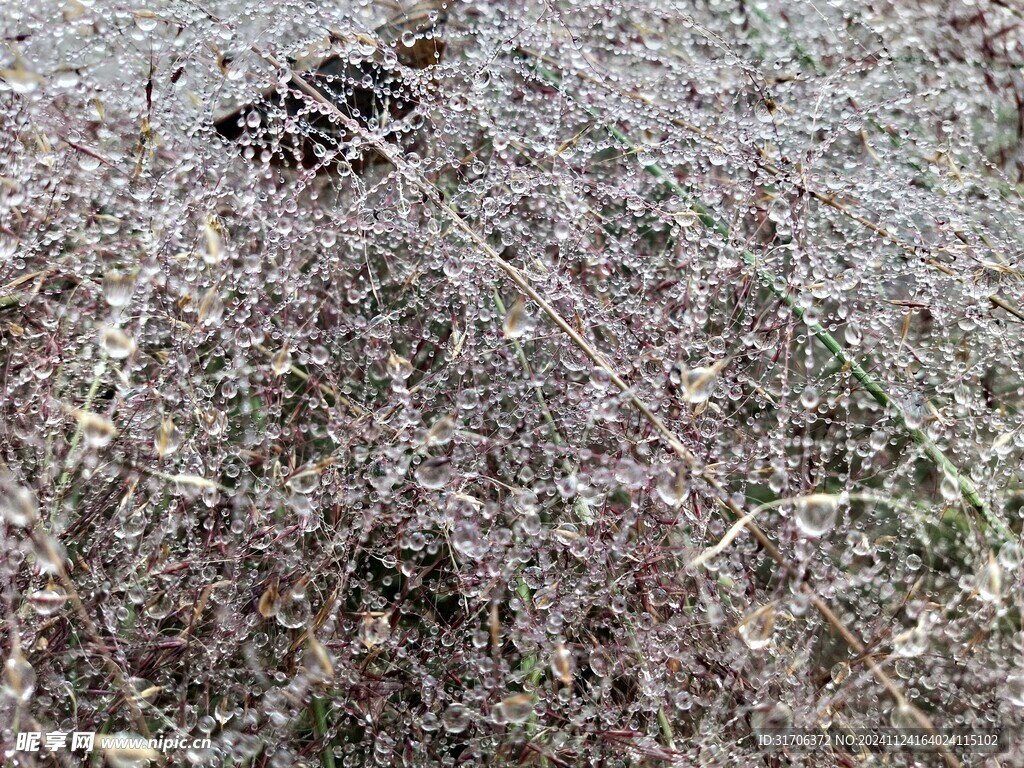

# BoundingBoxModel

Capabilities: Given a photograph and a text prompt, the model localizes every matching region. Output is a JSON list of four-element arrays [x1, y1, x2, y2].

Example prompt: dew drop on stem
[[793, 494, 838, 538], [415, 457, 452, 489]]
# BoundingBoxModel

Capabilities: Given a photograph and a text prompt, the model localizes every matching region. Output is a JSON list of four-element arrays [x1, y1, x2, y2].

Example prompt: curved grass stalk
[[687, 492, 918, 573]]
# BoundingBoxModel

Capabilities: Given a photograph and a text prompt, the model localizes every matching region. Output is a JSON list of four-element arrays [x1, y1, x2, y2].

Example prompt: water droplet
[[889, 704, 918, 729], [893, 613, 932, 658], [902, 391, 927, 430], [146, 592, 174, 619], [134, 10, 159, 32], [197, 288, 225, 327], [793, 494, 838, 537], [103, 270, 137, 308], [799, 386, 819, 410], [0, 234, 17, 260], [998, 542, 1022, 571], [556, 474, 577, 498], [415, 457, 451, 489], [502, 298, 535, 339], [939, 472, 960, 502], [750, 702, 792, 731], [2, 651, 36, 703], [754, 99, 776, 124], [977, 556, 1002, 604], [453, 520, 486, 558], [286, 466, 320, 494], [154, 418, 181, 458], [426, 415, 456, 447], [77, 153, 102, 172], [993, 430, 1014, 458], [275, 590, 311, 629], [681, 366, 717, 404], [359, 613, 391, 648], [737, 603, 776, 650], [271, 347, 293, 376], [654, 463, 688, 507], [202, 218, 223, 265], [27, 584, 68, 616], [77, 411, 116, 448], [614, 458, 646, 489], [1005, 670, 1024, 707], [441, 703, 470, 733], [310, 344, 330, 365], [100, 325, 136, 359], [304, 636, 334, 683], [0, 479, 36, 527], [215, 697, 235, 727], [589, 648, 611, 677], [1, 64, 41, 94], [492, 694, 533, 725], [28, 535, 68, 576], [551, 642, 573, 685], [844, 321, 862, 346], [852, 533, 873, 556], [387, 351, 413, 380]]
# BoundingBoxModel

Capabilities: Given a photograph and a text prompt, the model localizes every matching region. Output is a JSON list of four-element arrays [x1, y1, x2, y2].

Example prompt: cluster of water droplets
[[2, 0, 1023, 765]]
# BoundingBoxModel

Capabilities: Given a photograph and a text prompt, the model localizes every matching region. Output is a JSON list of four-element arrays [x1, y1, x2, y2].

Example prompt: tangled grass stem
[[252, 45, 964, 767], [529, 62, 1012, 546]]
